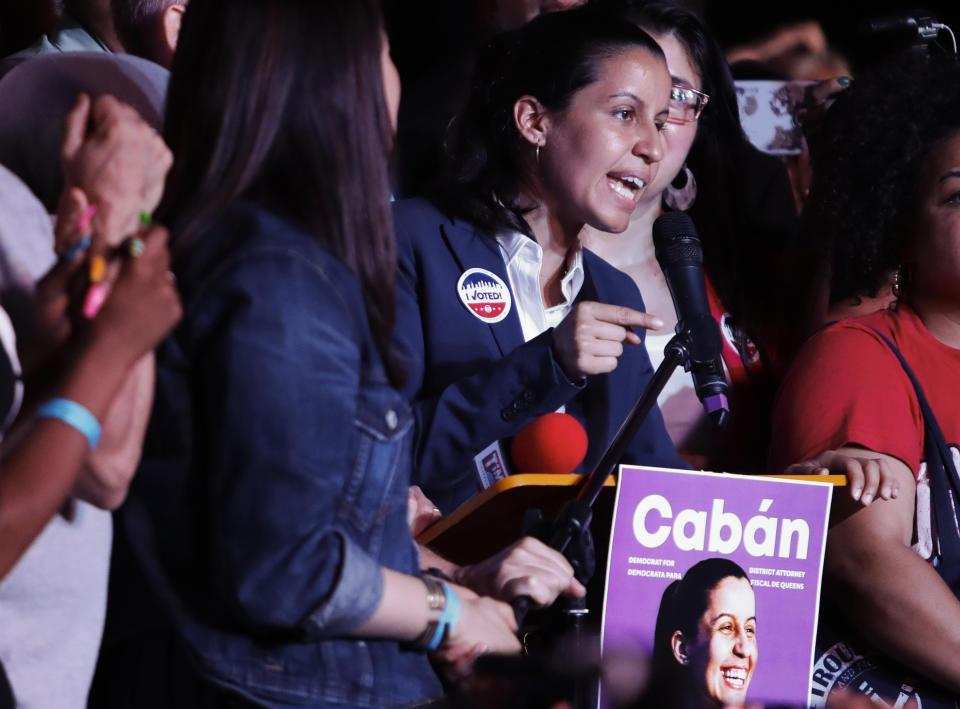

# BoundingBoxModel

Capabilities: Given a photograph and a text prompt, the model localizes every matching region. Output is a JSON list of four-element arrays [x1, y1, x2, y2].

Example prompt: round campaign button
[[457, 268, 512, 324]]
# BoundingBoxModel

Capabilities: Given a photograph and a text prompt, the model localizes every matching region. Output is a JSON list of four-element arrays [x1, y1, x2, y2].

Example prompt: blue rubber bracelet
[[427, 583, 462, 651], [36, 398, 101, 449], [442, 583, 462, 636]]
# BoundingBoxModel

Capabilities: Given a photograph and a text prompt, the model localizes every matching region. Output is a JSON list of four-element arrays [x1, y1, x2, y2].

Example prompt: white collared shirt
[[495, 231, 585, 343], [469, 232, 584, 479]]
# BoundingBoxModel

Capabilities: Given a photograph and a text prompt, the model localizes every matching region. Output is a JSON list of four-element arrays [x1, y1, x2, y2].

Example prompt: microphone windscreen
[[652, 211, 701, 262], [510, 412, 588, 474]]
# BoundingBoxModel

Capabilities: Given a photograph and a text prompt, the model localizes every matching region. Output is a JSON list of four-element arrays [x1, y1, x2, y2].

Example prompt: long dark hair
[[433, 5, 665, 238], [647, 558, 750, 704], [159, 0, 404, 387]]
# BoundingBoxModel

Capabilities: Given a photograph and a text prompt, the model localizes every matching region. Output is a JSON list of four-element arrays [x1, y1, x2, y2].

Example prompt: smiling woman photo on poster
[[648, 557, 757, 708]]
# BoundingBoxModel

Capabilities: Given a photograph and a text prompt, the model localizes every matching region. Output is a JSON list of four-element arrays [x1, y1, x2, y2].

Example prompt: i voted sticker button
[[457, 268, 512, 324]]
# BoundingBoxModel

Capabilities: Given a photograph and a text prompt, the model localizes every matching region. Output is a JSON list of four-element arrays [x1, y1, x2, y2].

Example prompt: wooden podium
[[416, 472, 847, 565], [416, 474, 616, 564]]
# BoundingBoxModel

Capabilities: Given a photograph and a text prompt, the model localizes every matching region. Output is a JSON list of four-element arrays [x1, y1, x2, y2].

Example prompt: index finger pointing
[[593, 303, 664, 331]]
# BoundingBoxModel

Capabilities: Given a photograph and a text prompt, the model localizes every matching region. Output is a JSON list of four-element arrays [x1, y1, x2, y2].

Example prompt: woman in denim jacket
[[107, 0, 521, 706]]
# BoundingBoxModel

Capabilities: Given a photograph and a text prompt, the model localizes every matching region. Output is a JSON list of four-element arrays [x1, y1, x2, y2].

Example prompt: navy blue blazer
[[394, 198, 685, 514]]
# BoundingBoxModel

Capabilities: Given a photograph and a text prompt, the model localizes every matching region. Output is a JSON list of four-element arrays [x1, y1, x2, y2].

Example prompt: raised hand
[[59, 93, 172, 252]]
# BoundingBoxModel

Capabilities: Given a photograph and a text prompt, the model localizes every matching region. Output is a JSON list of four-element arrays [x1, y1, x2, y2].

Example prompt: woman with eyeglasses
[[393, 5, 687, 515], [582, 0, 801, 474]]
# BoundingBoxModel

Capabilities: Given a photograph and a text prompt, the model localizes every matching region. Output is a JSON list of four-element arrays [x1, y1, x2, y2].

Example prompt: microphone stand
[[510, 331, 693, 709]]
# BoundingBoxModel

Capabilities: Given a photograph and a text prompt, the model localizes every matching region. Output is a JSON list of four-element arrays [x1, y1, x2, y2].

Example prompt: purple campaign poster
[[601, 465, 832, 707]]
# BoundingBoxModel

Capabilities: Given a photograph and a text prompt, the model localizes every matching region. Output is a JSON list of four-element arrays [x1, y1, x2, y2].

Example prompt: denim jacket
[[122, 203, 441, 707]]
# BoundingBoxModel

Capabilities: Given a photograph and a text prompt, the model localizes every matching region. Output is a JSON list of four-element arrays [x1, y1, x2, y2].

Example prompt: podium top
[[416, 472, 847, 545], [416, 473, 614, 546]]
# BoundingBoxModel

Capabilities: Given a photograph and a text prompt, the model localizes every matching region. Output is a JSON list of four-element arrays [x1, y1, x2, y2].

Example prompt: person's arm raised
[[0, 226, 180, 578], [58, 93, 171, 253]]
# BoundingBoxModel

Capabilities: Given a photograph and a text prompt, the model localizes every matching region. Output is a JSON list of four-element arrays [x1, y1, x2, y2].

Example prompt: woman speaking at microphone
[[581, 0, 801, 474], [394, 6, 686, 515]]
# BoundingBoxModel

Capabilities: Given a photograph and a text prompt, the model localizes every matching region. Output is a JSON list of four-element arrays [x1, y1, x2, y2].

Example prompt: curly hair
[[808, 52, 960, 305]]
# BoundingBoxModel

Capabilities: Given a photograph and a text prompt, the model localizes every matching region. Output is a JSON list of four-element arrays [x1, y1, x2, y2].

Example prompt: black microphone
[[860, 11, 939, 44], [652, 212, 729, 430]]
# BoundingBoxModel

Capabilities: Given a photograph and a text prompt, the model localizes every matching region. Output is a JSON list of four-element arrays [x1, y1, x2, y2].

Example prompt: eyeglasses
[[668, 85, 710, 124]]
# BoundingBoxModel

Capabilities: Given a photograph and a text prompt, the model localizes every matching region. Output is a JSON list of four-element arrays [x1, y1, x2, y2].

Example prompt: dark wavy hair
[[648, 558, 751, 703], [158, 0, 404, 387], [432, 5, 665, 238], [807, 52, 960, 306]]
